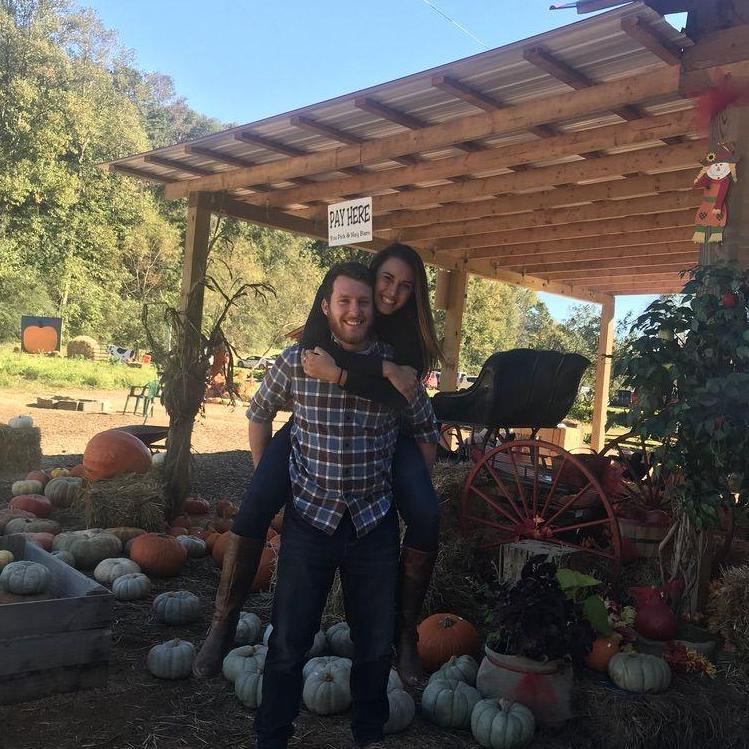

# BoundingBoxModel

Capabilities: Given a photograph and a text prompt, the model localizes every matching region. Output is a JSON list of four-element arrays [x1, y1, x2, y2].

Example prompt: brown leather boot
[[394, 546, 437, 686], [193, 532, 265, 678]]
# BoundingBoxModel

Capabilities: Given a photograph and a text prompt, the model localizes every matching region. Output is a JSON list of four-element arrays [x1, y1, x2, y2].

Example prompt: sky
[[81, 0, 687, 325]]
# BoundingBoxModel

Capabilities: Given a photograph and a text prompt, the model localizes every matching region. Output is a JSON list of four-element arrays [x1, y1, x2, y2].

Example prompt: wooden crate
[[0, 535, 113, 704]]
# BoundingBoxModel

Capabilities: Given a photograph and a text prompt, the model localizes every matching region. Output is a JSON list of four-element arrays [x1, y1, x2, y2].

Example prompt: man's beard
[[328, 315, 371, 348]]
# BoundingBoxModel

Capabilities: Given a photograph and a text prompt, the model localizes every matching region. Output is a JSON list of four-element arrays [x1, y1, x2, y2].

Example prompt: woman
[[194, 244, 443, 684]]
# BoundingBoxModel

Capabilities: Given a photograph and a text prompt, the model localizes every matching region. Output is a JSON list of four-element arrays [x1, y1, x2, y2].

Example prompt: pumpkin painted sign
[[21, 316, 62, 353]]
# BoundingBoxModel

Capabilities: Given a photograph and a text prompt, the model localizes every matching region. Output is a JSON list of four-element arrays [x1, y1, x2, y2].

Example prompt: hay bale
[[708, 565, 749, 661], [67, 335, 98, 359], [0, 424, 42, 473], [77, 472, 166, 530]]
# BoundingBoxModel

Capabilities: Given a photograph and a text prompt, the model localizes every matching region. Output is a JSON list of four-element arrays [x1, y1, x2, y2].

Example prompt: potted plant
[[475, 556, 606, 727]]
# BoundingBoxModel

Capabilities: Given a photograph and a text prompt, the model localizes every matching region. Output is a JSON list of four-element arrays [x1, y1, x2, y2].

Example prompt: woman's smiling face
[[374, 257, 414, 315]]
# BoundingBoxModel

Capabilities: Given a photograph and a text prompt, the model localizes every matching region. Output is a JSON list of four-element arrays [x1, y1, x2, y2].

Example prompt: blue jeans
[[233, 423, 440, 552], [254, 504, 399, 749]]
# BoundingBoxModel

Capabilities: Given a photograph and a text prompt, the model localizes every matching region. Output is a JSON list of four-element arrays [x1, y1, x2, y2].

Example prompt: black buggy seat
[[432, 349, 590, 431]]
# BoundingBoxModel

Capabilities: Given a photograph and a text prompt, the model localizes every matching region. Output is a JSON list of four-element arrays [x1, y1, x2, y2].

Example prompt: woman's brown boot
[[192, 532, 265, 678], [394, 546, 437, 686]]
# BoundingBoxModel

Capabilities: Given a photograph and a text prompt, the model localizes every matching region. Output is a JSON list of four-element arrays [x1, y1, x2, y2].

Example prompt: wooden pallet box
[[0, 535, 113, 704]]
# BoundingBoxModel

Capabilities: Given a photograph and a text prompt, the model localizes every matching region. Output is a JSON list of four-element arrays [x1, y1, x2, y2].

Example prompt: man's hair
[[320, 262, 373, 303]]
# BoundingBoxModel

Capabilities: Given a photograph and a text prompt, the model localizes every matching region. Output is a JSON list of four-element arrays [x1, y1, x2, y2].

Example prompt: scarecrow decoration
[[692, 143, 738, 245]]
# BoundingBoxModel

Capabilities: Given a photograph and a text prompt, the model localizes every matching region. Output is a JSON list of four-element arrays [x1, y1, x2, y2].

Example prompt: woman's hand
[[383, 361, 418, 402], [302, 347, 341, 383]]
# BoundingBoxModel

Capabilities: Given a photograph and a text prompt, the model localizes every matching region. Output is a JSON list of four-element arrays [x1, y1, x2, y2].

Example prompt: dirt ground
[[1, 388, 748, 749]]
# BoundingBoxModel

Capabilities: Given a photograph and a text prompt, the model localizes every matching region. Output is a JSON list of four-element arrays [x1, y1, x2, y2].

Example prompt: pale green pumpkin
[[152, 590, 200, 625], [607, 652, 672, 693], [112, 572, 152, 601], [175, 535, 206, 558], [52, 530, 122, 568], [432, 654, 479, 685], [235, 669, 264, 709], [11, 479, 43, 497], [0, 560, 51, 595], [326, 621, 354, 658], [235, 612, 263, 645], [303, 655, 352, 683], [384, 688, 415, 734], [471, 698, 536, 749], [94, 557, 141, 585], [421, 677, 481, 729], [223, 645, 267, 683], [146, 639, 194, 679], [303, 667, 352, 715]]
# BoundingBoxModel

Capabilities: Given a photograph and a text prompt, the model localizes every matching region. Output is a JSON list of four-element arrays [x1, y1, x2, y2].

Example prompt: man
[[248, 262, 438, 749]]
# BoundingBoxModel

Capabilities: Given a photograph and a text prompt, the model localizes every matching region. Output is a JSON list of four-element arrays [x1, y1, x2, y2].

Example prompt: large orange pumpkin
[[83, 430, 152, 481], [10, 494, 52, 518], [416, 613, 481, 671], [129, 533, 186, 577]]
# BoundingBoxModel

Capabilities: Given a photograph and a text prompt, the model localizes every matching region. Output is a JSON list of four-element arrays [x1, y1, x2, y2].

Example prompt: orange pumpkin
[[22, 323, 58, 353], [25, 470, 49, 486], [212, 532, 278, 592], [69, 463, 85, 478], [184, 497, 210, 515], [585, 636, 620, 672], [172, 514, 191, 528], [416, 613, 481, 671], [83, 430, 152, 481], [129, 533, 187, 577], [10, 494, 51, 518]]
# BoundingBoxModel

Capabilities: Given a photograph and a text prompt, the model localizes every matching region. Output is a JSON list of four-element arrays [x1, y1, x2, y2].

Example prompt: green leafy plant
[[555, 568, 612, 636]]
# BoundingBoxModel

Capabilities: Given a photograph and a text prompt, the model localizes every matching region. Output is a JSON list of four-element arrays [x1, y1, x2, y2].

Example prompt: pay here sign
[[328, 197, 373, 247]]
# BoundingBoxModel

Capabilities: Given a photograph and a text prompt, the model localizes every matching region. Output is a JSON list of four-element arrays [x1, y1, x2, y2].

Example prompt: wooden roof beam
[[257, 110, 696, 210], [549, 270, 685, 284], [621, 16, 683, 66], [185, 145, 257, 169], [162, 66, 682, 199], [144, 155, 216, 176], [431, 74, 556, 138], [536, 255, 697, 276], [109, 163, 174, 183]]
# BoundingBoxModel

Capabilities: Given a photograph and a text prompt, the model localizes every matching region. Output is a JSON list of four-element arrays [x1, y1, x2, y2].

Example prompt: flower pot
[[476, 645, 572, 727]]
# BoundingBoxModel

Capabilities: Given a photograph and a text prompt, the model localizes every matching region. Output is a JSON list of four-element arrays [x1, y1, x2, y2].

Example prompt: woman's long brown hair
[[370, 243, 444, 373]]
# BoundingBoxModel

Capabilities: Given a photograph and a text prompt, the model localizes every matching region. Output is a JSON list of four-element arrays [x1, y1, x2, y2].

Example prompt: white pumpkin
[[9, 415, 33, 428], [0, 560, 51, 595], [175, 535, 206, 558], [235, 669, 264, 709], [94, 557, 141, 585], [384, 688, 415, 734], [471, 698, 536, 749], [146, 639, 194, 679], [112, 572, 152, 601], [421, 677, 481, 729], [12, 480, 43, 497], [433, 654, 479, 685], [152, 590, 201, 625], [152, 451, 166, 467], [388, 667, 404, 693], [326, 621, 355, 658], [52, 530, 122, 568], [303, 667, 352, 715], [0, 550, 15, 570], [303, 655, 352, 683], [608, 652, 672, 693], [235, 611, 263, 645], [223, 645, 268, 683], [4, 517, 61, 536]]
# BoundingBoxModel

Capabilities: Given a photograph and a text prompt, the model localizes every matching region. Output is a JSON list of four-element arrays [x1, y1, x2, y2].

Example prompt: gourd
[[176, 535, 206, 558], [183, 497, 210, 515], [326, 621, 355, 658], [222, 645, 268, 683], [303, 656, 352, 683], [49, 467, 70, 478], [83, 429, 152, 481], [53, 530, 122, 569], [51, 550, 75, 566], [421, 677, 481, 729], [384, 688, 415, 734], [9, 415, 33, 428], [44, 477, 83, 508], [9, 494, 52, 518], [235, 612, 263, 645], [112, 572, 152, 601], [235, 669, 264, 709], [4, 517, 61, 536], [417, 613, 481, 671], [146, 639, 195, 680], [152, 590, 201, 625], [303, 667, 352, 715], [129, 533, 187, 577], [12, 480, 43, 497], [607, 652, 672, 693], [431, 654, 479, 685], [471, 698, 536, 749], [0, 560, 51, 595], [94, 557, 141, 585], [0, 550, 15, 570]]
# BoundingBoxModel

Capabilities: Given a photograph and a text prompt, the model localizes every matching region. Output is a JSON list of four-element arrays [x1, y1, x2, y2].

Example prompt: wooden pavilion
[[105, 0, 749, 450]]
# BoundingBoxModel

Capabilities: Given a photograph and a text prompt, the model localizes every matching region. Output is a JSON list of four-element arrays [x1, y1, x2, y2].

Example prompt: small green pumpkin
[[51, 550, 75, 566], [326, 621, 354, 658], [146, 639, 194, 679], [52, 530, 122, 569], [112, 572, 152, 600], [421, 677, 481, 729], [44, 477, 83, 508], [607, 652, 672, 693], [235, 668, 264, 709], [0, 560, 51, 595], [471, 698, 536, 749], [11, 479, 43, 497], [303, 655, 352, 683], [4, 517, 61, 536], [431, 654, 479, 685], [303, 667, 352, 715], [235, 611, 263, 645], [222, 645, 267, 683], [175, 535, 206, 558], [94, 557, 141, 585], [152, 590, 201, 625], [384, 688, 415, 734]]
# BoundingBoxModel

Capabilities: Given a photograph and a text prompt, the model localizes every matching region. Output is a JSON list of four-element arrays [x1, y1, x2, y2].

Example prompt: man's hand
[[302, 347, 341, 384], [248, 420, 273, 466], [383, 361, 418, 402]]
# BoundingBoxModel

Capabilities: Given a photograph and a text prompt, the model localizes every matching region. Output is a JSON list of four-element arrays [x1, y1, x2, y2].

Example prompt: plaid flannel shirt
[[246, 342, 438, 537]]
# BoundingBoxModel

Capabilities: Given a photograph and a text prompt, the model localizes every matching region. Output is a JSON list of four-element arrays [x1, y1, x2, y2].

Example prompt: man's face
[[321, 275, 374, 350]]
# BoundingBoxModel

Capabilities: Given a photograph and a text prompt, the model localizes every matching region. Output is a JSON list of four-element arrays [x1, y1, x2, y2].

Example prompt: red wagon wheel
[[460, 439, 621, 568]]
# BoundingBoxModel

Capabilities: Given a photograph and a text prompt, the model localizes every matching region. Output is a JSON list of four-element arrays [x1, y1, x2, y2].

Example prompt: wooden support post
[[165, 192, 213, 516], [434, 269, 451, 310], [590, 297, 615, 452], [439, 269, 468, 391]]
